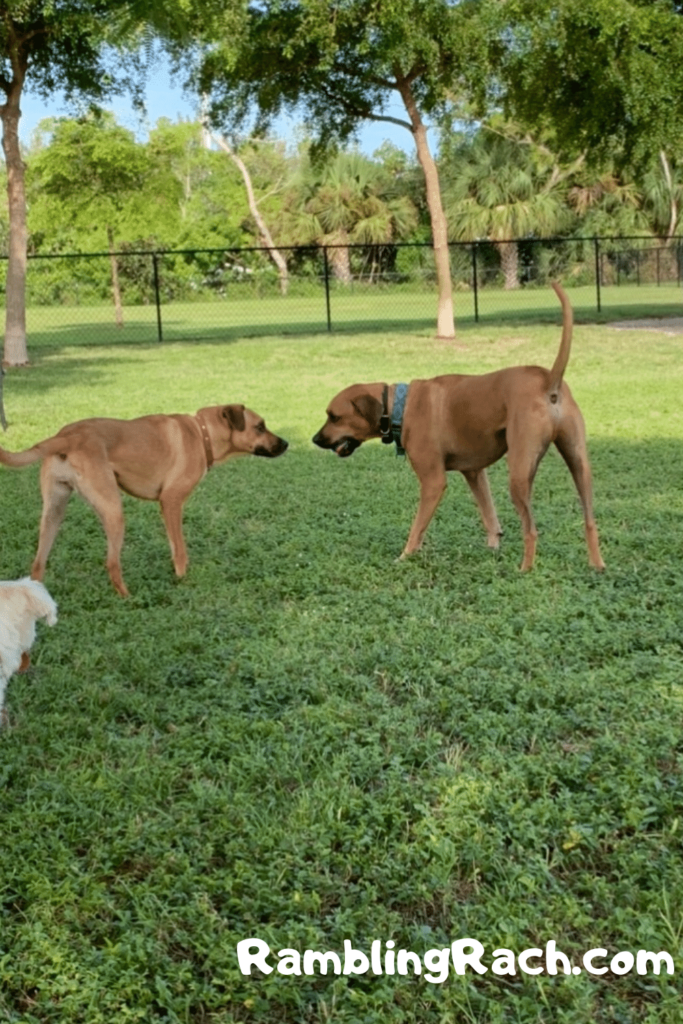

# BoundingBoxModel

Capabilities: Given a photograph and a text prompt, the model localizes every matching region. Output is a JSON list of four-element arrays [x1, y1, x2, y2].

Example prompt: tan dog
[[0, 405, 288, 596], [313, 283, 604, 571]]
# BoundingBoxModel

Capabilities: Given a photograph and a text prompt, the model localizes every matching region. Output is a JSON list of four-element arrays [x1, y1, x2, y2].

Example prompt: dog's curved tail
[[548, 281, 573, 397], [0, 435, 63, 468]]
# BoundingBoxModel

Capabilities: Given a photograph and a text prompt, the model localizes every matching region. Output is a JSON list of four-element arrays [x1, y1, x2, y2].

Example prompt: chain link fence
[[14, 236, 683, 347]]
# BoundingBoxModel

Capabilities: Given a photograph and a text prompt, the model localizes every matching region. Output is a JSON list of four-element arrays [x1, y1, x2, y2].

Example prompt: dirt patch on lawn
[[609, 317, 683, 335]]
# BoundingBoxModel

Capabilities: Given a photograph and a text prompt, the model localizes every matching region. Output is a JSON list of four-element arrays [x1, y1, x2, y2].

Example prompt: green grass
[[1, 319, 683, 1022], [22, 281, 683, 349]]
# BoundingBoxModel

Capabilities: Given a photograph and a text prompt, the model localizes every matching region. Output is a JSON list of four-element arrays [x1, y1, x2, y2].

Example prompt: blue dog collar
[[380, 382, 409, 456], [391, 382, 408, 455]]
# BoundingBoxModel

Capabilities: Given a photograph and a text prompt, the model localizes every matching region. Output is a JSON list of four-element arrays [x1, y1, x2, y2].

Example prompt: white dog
[[0, 578, 57, 723]]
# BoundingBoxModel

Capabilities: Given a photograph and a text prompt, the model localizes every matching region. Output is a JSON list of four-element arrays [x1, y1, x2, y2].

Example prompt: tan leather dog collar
[[195, 413, 214, 470]]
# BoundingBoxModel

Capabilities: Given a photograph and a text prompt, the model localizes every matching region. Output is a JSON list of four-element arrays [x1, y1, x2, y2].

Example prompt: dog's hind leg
[[462, 469, 503, 549], [401, 462, 447, 557], [31, 460, 72, 582], [506, 430, 551, 571], [74, 464, 129, 596], [508, 477, 539, 571], [554, 417, 605, 570]]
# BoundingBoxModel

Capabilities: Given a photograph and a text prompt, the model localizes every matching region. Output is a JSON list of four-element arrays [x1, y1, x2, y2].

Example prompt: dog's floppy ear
[[351, 394, 383, 431], [222, 404, 246, 432]]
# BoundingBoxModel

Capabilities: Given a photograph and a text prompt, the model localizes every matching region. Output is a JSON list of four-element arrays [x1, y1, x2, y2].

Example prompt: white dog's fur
[[0, 578, 57, 722]]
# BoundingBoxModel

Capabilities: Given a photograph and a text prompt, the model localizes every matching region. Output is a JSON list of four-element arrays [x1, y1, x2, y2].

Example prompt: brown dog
[[0, 405, 288, 596], [313, 283, 604, 571]]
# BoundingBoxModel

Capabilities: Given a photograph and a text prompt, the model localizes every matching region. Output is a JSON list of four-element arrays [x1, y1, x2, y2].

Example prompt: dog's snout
[[312, 429, 328, 448], [254, 436, 288, 458]]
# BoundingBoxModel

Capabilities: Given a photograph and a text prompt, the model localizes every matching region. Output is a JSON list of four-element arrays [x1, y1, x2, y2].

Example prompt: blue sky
[[19, 54, 415, 157]]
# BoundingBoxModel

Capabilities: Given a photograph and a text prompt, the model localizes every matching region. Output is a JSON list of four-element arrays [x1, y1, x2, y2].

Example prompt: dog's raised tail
[[548, 281, 573, 397], [0, 433, 67, 467], [0, 443, 44, 468]]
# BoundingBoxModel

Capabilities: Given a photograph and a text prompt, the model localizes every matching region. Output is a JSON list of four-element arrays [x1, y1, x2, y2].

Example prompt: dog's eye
[[328, 413, 339, 424], [256, 422, 266, 433]]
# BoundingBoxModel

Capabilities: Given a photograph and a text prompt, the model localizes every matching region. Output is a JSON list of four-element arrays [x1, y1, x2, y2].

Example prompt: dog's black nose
[[270, 437, 288, 457], [254, 437, 288, 458], [312, 430, 326, 448]]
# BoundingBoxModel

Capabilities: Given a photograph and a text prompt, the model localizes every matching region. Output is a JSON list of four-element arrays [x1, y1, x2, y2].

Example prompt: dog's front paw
[[397, 549, 416, 562]]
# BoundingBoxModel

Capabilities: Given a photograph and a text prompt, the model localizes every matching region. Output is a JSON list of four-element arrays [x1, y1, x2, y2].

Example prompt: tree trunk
[[395, 72, 455, 339], [107, 225, 124, 328], [326, 232, 352, 284], [1, 70, 28, 366], [497, 241, 519, 290], [660, 150, 678, 243], [211, 132, 290, 296]]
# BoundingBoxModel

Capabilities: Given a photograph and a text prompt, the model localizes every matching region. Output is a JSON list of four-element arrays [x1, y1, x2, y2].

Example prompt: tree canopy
[[193, 0, 479, 142], [0, 0, 159, 363], [5, 0, 683, 356], [22, 113, 683, 261], [476, 0, 683, 166], [189, 0, 487, 337]]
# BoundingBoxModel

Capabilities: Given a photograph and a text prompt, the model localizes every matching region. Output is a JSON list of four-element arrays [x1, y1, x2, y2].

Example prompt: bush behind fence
[[9, 235, 683, 344]]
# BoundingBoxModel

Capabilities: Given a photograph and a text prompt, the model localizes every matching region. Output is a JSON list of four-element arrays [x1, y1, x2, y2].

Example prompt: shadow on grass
[[20, 310, 601, 351], [23, 300, 683, 354], [0, 425, 678, 599], [26, 315, 432, 350], [470, 300, 683, 328], [0, 353, 141, 406], [0, 434, 680, 578]]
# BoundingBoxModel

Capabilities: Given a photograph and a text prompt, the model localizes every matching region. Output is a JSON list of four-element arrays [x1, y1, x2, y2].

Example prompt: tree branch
[[208, 129, 290, 293], [660, 149, 678, 241], [481, 121, 587, 191], [357, 110, 413, 132]]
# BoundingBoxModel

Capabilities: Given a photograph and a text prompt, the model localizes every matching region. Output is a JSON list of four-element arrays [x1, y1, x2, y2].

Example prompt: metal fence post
[[594, 238, 601, 313], [152, 252, 163, 342], [323, 246, 332, 332], [471, 242, 479, 323]]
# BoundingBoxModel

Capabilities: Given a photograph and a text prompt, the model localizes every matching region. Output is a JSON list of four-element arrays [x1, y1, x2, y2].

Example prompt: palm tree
[[567, 171, 649, 237], [442, 132, 571, 289], [280, 150, 418, 283]]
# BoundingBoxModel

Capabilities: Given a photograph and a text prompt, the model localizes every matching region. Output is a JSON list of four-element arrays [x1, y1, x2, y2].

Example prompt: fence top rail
[[7, 234, 679, 262]]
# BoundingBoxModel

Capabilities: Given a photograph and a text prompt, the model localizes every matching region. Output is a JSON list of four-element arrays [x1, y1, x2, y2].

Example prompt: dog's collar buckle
[[196, 413, 214, 470]]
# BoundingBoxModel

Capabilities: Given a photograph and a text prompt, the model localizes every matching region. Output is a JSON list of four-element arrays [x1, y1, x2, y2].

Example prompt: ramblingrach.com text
[[237, 938, 674, 983]]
